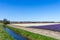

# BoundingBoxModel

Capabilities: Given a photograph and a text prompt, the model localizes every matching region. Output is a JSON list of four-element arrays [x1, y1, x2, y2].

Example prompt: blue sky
[[0, 0, 60, 21]]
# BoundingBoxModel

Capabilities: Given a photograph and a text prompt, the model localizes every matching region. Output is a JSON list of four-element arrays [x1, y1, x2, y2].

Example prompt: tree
[[3, 19, 10, 25]]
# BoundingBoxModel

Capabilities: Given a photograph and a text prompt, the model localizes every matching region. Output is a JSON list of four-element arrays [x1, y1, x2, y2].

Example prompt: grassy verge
[[0, 25, 14, 40], [7, 25, 58, 40]]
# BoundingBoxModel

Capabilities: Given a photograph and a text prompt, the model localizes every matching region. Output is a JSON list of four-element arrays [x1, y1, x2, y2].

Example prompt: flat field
[[11, 23, 60, 27], [7, 25, 58, 40], [9, 23, 60, 40]]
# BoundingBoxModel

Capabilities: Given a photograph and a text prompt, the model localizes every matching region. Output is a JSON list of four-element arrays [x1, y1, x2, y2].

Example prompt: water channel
[[4, 26, 27, 40]]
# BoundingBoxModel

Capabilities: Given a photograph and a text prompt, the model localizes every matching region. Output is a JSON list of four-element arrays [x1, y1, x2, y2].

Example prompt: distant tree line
[[2, 19, 10, 25], [10, 21, 60, 24], [0, 19, 10, 25], [0, 19, 60, 24]]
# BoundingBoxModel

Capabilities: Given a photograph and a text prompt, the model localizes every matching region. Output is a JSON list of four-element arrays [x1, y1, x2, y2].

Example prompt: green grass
[[7, 25, 58, 40], [0, 24, 14, 40]]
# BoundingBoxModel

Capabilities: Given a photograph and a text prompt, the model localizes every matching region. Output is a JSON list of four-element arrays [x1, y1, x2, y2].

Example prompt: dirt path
[[9, 25, 60, 40]]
